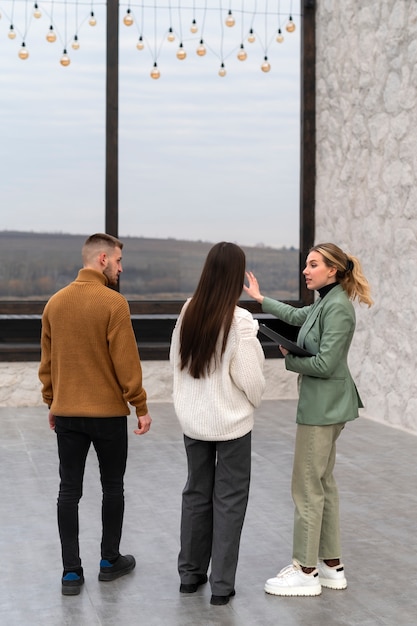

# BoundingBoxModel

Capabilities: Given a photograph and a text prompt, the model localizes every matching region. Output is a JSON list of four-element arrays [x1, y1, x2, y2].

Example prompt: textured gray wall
[[315, 0, 417, 432], [0, 361, 298, 408]]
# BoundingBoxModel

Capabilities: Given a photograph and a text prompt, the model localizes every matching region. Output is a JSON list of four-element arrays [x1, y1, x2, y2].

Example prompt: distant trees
[[0, 232, 300, 300]]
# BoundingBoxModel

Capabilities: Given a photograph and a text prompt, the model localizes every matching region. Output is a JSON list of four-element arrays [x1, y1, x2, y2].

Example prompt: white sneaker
[[264, 561, 322, 597], [317, 561, 347, 590]]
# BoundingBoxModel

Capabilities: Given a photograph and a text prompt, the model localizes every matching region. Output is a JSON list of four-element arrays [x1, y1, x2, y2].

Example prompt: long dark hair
[[180, 242, 246, 378]]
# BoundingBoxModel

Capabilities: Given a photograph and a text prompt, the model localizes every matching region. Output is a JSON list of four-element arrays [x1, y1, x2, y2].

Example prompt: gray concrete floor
[[1, 400, 416, 626]]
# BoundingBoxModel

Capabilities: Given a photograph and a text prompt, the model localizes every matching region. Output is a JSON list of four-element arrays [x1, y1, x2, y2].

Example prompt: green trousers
[[291, 422, 345, 567]]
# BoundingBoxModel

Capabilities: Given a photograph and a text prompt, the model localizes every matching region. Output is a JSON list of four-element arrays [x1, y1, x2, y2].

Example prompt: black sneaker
[[61, 570, 84, 596], [98, 554, 136, 582]]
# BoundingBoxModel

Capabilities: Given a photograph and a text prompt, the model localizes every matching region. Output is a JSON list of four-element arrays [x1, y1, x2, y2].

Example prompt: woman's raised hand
[[243, 271, 264, 304]]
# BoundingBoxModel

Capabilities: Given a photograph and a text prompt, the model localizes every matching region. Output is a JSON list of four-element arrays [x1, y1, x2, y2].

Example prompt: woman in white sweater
[[170, 242, 266, 606]]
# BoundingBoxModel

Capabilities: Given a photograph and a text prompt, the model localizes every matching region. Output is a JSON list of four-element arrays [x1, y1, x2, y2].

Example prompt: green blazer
[[262, 284, 363, 426]]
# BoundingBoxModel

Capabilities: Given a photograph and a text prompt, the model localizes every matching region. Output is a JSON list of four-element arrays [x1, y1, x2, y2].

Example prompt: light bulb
[[18, 43, 29, 60], [136, 36, 144, 50], [89, 12, 97, 26], [237, 44, 247, 61], [72, 35, 80, 50], [276, 29, 284, 43], [150, 63, 160, 79], [167, 27, 175, 42], [46, 26, 56, 43], [176, 43, 186, 60], [261, 57, 271, 73], [123, 10, 134, 26], [190, 19, 198, 34], [218, 63, 226, 77], [248, 29, 255, 43], [8, 25, 16, 39], [33, 3, 41, 18], [196, 40, 206, 57], [60, 50, 71, 66], [286, 16, 296, 33], [225, 10, 235, 27]]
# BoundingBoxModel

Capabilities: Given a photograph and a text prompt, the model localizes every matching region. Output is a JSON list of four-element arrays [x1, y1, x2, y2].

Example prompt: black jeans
[[54, 416, 128, 572]]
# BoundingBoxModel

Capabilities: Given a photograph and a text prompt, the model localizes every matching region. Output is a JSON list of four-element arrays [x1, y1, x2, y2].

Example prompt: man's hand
[[134, 412, 152, 435], [48, 410, 56, 430]]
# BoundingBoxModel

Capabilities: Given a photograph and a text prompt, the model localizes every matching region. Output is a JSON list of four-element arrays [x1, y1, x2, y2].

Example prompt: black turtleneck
[[318, 282, 338, 299]]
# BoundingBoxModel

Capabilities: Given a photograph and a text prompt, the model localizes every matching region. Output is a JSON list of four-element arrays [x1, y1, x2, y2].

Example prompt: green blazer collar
[[297, 284, 344, 348]]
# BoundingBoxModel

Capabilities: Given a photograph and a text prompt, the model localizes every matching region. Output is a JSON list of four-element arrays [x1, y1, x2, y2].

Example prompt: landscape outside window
[[0, 1, 301, 302]]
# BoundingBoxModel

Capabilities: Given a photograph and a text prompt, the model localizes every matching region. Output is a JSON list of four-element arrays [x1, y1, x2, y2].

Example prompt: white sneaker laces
[[276, 564, 298, 578]]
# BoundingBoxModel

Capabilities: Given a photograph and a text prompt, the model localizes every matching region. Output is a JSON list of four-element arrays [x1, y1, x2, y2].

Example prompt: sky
[[0, 1, 301, 249]]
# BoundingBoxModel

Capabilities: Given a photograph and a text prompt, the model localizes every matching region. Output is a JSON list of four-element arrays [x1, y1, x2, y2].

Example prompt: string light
[[237, 44, 247, 61], [2, 2, 298, 76], [60, 49, 70, 66], [46, 25, 57, 42], [60, 0, 71, 63], [123, 8, 133, 26], [18, 41, 29, 59], [150, 62, 160, 79], [218, 62, 226, 77], [276, 28, 284, 43], [286, 15, 295, 32], [261, 56, 271, 72], [136, 35, 144, 50], [71, 0, 80, 50], [190, 0, 198, 33], [225, 10, 235, 27], [167, 1, 175, 41], [196, 39, 206, 56], [176, 42, 186, 60], [261, 2, 272, 73]]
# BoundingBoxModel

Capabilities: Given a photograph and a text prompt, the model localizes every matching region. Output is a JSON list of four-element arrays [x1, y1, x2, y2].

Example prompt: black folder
[[258, 323, 313, 357]]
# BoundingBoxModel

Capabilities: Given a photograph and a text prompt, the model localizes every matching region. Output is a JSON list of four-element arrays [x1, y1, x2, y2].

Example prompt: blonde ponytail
[[311, 243, 373, 307]]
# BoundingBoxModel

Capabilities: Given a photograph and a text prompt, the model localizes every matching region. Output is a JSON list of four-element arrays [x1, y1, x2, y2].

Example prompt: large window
[[0, 1, 311, 305]]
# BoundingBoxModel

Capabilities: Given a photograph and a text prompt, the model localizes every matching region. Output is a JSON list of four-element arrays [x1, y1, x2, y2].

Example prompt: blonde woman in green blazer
[[244, 243, 373, 598]]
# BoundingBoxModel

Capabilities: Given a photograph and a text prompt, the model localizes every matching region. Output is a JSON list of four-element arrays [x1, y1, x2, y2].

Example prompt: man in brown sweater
[[39, 233, 151, 596]]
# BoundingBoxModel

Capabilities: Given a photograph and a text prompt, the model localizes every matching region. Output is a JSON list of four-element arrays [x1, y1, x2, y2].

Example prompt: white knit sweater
[[170, 302, 266, 441]]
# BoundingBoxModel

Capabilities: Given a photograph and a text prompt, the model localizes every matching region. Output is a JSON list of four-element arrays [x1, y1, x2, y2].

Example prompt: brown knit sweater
[[39, 268, 148, 417]]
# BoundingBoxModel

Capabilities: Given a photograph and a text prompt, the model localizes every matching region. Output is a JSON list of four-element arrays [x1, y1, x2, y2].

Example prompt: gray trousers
[[178, 432, 251, 596]]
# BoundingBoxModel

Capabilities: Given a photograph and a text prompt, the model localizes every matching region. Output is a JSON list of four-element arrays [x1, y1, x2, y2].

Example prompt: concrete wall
[[315, 0, 417, 432]]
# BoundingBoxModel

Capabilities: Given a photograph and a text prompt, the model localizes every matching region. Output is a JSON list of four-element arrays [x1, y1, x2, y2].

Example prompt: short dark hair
[[84, 233, 123, 250], [82, 233, 123, 265]]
